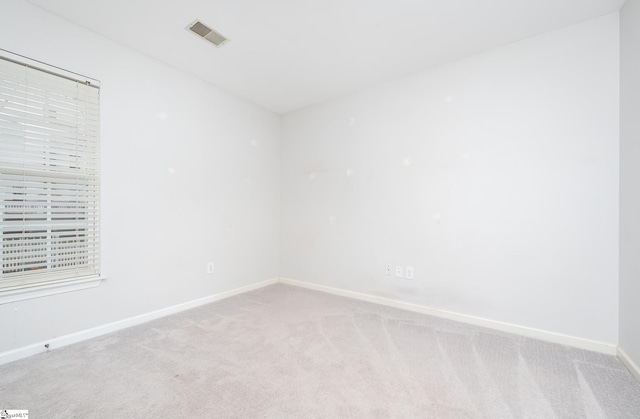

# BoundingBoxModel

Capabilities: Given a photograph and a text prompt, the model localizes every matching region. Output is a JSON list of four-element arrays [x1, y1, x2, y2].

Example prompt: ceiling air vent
[[187, 20, 229, 47]]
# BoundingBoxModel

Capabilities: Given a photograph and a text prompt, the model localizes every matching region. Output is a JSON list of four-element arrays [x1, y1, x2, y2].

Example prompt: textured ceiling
[[27, 0, 625, 113]]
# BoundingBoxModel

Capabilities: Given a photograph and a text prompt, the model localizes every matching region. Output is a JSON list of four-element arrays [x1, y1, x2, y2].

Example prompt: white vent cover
[[187, 20, 229, 47]]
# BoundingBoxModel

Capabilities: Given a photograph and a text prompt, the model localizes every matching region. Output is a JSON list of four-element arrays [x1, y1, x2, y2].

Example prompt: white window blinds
[[0, 55, 100, 292]]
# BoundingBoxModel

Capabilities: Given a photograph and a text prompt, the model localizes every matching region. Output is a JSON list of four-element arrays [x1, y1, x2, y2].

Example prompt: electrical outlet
[[395, 266, 403, 278], [207, 262, 215, 274], [385, 264, 393, 276], [405, 266, 414, 279]]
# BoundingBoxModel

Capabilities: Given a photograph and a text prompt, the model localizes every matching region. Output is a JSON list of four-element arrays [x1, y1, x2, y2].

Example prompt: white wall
[[281, 14, 620, 344], [0, 1, 624, 356], [0, 0, 280, 353], [620, 0, 640, 367]]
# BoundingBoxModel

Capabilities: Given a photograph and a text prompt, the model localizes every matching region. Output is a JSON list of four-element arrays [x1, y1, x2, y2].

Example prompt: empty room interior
[[1, 0, 640, 417]]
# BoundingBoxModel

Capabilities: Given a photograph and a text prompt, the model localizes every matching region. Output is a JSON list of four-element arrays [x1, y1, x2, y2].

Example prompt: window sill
[[0, 275, 106, 305]]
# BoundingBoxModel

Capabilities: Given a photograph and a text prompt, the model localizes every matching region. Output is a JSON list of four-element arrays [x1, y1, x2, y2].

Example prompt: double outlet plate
[[386, 264, 414, 279]]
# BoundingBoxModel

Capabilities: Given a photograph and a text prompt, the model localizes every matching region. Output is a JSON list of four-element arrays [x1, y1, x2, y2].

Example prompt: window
[[0, 52, 101, 303]]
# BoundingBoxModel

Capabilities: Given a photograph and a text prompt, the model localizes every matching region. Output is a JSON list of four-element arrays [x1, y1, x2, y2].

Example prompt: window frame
[[0, 50, 104, 304]]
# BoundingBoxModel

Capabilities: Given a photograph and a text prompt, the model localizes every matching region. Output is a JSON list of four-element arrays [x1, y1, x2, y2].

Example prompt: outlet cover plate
[[405, 266, 414, 279]]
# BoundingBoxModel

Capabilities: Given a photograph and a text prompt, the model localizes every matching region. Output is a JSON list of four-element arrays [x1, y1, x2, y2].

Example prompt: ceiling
[[27, 0, 625, 114]]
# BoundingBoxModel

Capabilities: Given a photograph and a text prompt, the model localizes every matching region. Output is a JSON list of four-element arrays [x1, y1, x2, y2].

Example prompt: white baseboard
[[617, 347, 640, 382], [0, 278, 278, 366], [0, 276, 620, 366], [278, 278, 617, 355]]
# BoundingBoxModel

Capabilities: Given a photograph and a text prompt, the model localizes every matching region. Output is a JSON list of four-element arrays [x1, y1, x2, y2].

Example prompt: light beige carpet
[[1, 284, 639, 418]]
